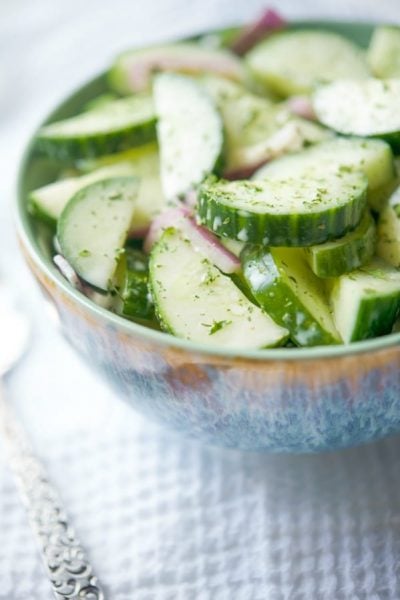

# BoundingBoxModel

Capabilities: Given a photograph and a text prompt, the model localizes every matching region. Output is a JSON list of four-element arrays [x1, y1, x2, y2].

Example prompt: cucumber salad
[[29, 10, 400, 350]]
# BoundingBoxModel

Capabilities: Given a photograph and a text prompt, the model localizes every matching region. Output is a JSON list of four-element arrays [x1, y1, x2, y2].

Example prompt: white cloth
[[1, 1, 400, 598]]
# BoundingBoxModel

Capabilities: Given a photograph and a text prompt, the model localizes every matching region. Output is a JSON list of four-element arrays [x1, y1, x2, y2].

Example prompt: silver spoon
[[0, 284, 105, 599]]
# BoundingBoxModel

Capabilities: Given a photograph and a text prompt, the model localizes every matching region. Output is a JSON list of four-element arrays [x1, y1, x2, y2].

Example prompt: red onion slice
[[144, 207, 240, 274], [231, 8, 286, 56]]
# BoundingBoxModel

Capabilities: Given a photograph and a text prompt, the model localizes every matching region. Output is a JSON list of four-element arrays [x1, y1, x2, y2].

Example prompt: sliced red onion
[[224, 121, 305, 180], [224, 159, 269, 180], [144, 207, 240, 274], [128, 225, 150, 240], [183, 189, 198, 208], [143, 206, 192, 253], [286, 95, 316, 121], [183, 217, 241, 274], [231, 8, 286, 56], [126, 48, 244, 93], [53, 254, 83, 291], [53, 254, 113, 307]]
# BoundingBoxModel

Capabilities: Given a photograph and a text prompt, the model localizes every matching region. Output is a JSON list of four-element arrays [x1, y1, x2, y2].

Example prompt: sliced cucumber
[[305, 212, 376, 278], [84, 93, 118, 112], [108, 42, 244, 94], [81, 145, 166, 232], [29, 162, 137, 224], [330, 258, 400, 342], [313, 79, 400, 151], [377, 186, 400, 267], [201, 75, 331, 172], [154, 73, 223, 200], [114, 249, 154, 321], [367, 26, 400, 78], [149, 228, 288, 349], [241, 246, 340, 346], [198, 170, 367, 246], [219, 237, 246, 257], [246, 30, 369, 97], [255, 137, 396, 211], [57, 177, 138, 290], [30, 145, 166, 233], [37, 95, 156, 161]]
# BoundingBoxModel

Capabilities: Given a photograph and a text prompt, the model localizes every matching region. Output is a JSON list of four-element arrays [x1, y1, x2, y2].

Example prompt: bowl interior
[[17, 19, 400, 361]]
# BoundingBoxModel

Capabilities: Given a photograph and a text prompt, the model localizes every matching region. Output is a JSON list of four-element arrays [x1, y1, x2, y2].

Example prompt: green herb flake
[[79, 249, 91, 257], [209, 319, 232, 335]]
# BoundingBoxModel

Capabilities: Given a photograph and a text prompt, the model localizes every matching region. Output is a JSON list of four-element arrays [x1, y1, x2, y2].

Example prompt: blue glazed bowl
[[16, 20, 400, 452]]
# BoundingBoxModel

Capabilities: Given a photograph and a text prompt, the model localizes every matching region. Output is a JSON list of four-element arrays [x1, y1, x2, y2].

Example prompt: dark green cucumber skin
[[377, 132, 400, 155], [197, 183, 368, 247], [28, 196, 57, 227], [36, 119, 156, 162], [241, 245, 339, 346], [305, 212, 376, 278], [349, 293, 400, 341], [118, 249, 154, 321]]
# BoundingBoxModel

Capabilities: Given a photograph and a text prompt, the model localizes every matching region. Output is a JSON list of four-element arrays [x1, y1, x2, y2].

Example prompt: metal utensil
[[0, 284, 105, 599]]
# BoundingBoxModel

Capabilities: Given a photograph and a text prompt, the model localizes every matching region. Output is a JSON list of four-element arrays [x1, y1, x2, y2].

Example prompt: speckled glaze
[[17, 21, 400, 453]]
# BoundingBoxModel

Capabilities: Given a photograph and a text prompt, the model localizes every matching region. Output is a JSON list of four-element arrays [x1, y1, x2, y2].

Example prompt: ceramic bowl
[[16, 20, 400, 452]]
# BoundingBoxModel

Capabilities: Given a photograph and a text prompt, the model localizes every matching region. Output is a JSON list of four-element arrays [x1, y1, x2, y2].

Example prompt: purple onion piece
[[224, 159, 269, 181], [143, 206, 192, 253], [53, 254, 83, 291], [231, 8, 286, 56], [144, 207, 240, 274], [286, 95, 316, 120], [183, 217, 241, 274], [183, 189, 198, 208], [127, 225, 150, 240]]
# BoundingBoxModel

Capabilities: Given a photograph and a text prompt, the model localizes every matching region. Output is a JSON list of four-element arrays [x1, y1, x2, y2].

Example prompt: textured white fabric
[[1, 1, 400, 598]]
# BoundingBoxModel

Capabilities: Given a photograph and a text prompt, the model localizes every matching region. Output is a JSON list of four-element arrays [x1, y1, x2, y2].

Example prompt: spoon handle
[[0, 385, 106, 599]]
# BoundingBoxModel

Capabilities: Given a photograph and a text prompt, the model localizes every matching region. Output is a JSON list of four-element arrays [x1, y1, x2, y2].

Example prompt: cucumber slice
[[202, 75, 331, 172], [154, 73, 223, 200], [29, 162, 137, 224], [149, 228, 288, 349], [241, 246, 340, 346], [114, 249, 154, 321], [255, 137, 396, 211], [84, 93, 118, 112], [37, 95, 156, 161], [30, 145, 166, 233], [367, 26, 400, 78], [198, 170, 367, 246], [377, 186, 400, 267], [305, 212, 376, 278], [108, 42, 244, 94], [330, 258, 400, 342], [313, 79, 400, 151], [57, 177, 138, 290], [246, 30, 369, 97], [81, 145, 166, 233]]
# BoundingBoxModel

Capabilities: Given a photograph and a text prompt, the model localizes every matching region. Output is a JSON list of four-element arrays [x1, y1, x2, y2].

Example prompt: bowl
[[16, 20, 400, 453]]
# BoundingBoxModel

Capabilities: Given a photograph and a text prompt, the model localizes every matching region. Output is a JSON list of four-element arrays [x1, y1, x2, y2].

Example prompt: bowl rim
[[16, 18, 400, 363]]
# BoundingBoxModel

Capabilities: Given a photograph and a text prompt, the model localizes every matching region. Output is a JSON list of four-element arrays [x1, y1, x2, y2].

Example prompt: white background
[[1, 1, 400, 598]]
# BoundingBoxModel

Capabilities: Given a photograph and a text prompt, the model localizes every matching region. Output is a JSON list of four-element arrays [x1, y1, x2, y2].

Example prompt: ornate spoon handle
[[0, 384, 105, 599]]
